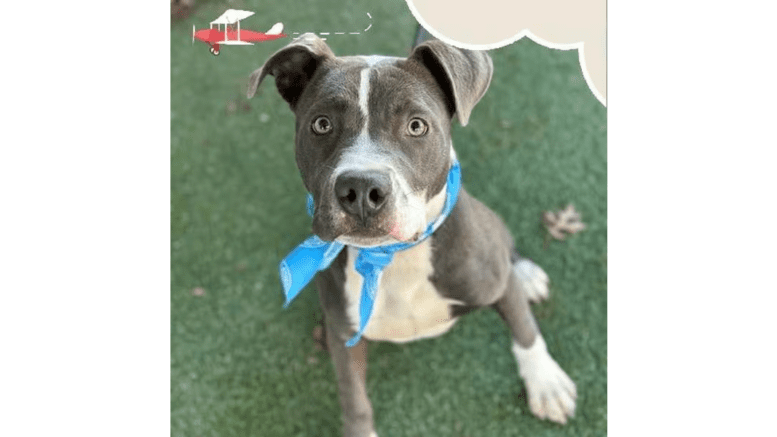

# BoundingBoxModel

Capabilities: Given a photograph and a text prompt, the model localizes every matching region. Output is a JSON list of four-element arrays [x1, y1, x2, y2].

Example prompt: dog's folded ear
[[409, 41, 493, 126], [247, 33, 335, 109]]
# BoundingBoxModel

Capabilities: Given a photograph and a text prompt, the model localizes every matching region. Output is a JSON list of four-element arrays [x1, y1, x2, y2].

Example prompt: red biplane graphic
[[192, 9, 287, 56]]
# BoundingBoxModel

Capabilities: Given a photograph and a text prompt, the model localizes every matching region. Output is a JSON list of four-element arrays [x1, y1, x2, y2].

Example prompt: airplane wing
[[218, 40, 254, 45], [211, 9, 254, 25]]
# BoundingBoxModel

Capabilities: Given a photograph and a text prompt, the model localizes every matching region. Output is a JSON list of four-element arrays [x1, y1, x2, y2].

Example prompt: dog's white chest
[[343, 241, 461, 343]]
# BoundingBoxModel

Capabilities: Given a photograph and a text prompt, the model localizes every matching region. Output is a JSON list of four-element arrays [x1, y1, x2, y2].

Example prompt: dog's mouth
[[334, 220, 421, 248], [336, 226, 422, 248], [311, 204, 422, 247]]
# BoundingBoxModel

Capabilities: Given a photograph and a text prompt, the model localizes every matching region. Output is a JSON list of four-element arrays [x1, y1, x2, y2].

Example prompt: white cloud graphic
[[405, 0, 606, 106]]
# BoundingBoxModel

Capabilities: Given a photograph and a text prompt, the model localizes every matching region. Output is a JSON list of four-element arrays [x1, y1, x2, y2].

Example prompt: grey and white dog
[[248, 33, 576, 437]]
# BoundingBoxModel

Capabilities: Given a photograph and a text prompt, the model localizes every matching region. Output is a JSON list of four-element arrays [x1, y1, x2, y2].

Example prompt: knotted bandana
[[279, 160, 461, 347]]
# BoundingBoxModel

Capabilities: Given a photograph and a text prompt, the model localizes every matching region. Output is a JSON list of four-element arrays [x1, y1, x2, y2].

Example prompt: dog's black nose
[[335, 171, 392, 221]]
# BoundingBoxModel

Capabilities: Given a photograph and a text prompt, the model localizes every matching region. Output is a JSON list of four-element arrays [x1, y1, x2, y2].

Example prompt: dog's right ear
[[408, 40, 493, 127], [246, 33, 335, 109]]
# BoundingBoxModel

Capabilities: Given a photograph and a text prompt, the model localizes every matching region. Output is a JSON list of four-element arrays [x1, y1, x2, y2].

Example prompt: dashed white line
[[290, 12, 371, 38]]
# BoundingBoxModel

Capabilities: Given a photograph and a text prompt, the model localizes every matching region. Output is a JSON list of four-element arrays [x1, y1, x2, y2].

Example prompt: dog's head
[[248, 34, 492, 247]]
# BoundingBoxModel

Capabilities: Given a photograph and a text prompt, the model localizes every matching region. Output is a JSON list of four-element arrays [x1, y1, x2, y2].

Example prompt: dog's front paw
[[514, 259, 550, 302], [512, 336, 576, 424]]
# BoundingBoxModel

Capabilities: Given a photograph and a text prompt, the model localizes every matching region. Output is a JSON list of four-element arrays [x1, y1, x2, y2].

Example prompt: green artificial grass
[[171, 1, 606, 436]]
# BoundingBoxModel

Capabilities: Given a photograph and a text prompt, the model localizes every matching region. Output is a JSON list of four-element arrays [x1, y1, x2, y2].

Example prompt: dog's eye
[[407, 118, 428, 137], [311, 116, 333, 135]]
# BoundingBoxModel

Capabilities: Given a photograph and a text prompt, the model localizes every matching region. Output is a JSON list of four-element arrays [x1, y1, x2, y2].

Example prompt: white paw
[[512, 336, 576, 424], [513, 259, 550, 303]]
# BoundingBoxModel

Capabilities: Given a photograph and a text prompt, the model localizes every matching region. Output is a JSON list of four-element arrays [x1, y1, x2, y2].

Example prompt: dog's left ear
[[409, 41, 493, 126], [246, 33, 335, 109]]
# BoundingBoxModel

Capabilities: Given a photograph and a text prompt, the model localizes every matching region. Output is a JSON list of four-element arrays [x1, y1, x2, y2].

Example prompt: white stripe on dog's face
[[358, 67, 371, 117], [332, 67, 391, 177]]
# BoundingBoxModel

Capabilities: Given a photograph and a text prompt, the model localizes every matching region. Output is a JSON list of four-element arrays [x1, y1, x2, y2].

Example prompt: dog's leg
[[492, 261, 577, 424], [325, 321, 377, 437]]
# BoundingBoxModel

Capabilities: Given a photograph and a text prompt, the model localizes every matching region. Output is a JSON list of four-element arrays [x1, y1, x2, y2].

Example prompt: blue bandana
[[279, 160, 461, 347]]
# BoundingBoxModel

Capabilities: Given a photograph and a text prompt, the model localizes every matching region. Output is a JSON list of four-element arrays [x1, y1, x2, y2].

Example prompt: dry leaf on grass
[[543, 204, 586, 240], [191, 287, 206, 297]]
